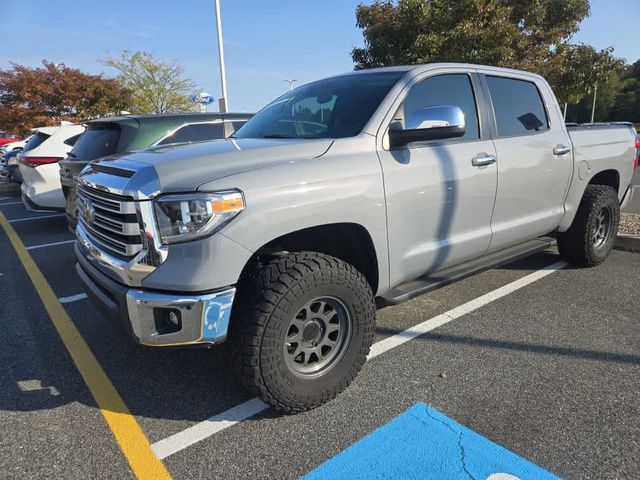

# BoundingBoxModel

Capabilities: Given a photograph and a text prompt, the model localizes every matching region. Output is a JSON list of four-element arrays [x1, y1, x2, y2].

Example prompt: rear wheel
[[230, 252, 376, 413], [558, 185, 619, 267]]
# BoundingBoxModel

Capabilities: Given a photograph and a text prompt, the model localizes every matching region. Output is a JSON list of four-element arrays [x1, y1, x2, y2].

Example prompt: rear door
[[480, 72, 572, 250]]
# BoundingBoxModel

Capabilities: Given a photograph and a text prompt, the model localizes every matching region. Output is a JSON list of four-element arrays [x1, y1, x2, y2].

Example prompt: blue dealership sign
[[303, 403, 559, 480], [191, 92, 215, 105]]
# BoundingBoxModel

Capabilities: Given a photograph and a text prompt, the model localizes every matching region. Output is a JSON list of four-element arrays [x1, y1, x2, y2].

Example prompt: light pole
[[284, 79, 297, 91], [590, 83, 598, 123], [214, 0, 228, 112]]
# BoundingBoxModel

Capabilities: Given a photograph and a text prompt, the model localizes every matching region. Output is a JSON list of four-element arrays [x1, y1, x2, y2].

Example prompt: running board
[[378, 237, 556, 307]]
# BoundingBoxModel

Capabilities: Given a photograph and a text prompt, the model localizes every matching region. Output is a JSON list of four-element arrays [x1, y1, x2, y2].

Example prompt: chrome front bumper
[[75, 244, 235, 347], [126, 288, 236, 347]]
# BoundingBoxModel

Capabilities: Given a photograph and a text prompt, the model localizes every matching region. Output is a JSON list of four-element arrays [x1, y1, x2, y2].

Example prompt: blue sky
[[3, 0, 639, 112]]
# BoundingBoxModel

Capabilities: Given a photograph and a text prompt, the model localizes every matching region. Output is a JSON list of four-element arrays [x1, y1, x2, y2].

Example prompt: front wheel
[[558, 185, 619, 267], [230, 252, 376, 413]]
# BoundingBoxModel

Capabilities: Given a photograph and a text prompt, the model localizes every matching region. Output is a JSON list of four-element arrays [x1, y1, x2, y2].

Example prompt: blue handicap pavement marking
[[303, 402, 559, 480]]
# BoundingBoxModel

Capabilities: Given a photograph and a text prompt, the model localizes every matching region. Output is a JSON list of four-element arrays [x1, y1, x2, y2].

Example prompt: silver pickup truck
[[74, 63, 637, 412]]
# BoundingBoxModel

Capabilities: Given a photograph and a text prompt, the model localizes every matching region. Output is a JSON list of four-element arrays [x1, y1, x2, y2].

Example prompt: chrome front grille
[[76, 184, 143, 259]]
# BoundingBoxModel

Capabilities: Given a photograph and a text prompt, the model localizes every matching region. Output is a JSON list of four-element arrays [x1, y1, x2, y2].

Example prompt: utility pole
[[214, 0, 228, 112], [590, 83, 598, 123], [284, 79, 297, 91]]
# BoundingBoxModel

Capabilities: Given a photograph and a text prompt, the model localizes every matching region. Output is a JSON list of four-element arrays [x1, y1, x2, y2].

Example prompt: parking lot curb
[[614, 234, 640, 253]]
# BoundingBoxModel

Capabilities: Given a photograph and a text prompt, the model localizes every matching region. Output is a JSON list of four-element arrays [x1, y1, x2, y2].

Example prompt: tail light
[[635, 138, 640, 170], [18, 156, 63, 168]]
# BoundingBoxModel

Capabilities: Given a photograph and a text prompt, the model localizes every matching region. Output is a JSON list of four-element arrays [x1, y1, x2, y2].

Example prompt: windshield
[[234, 71, 405, 140]]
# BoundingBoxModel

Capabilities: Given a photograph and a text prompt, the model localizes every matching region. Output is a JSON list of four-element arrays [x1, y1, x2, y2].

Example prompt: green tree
[[608, 60, 640, 123], [102, 51, 196, 114], [566, 72, 621, 123], [352, 0, 623, 104], [0, 61, 130, 135]]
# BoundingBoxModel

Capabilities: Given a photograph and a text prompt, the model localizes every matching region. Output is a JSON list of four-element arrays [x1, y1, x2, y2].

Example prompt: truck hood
[[91, 138, 334, 192]]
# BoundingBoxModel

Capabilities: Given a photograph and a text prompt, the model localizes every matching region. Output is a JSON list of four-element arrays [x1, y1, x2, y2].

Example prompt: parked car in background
[[0, 135, 32, 156], [2, 131, 48, 183], [0, 149, 24, 182], [75, 64, 636, 412], [59, 112, 252, 228], [18, 122, 85, 211], [0, 131, 22, 147]]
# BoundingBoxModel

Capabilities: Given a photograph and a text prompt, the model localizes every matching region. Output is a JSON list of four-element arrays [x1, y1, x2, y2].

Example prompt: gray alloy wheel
[[592, 205, 614, 250], [284, 296, 352, 377], [557, 184, 619, 267], [229, 251, 376, 413]]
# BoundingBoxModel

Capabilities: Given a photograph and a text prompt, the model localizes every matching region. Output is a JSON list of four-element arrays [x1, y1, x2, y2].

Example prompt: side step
[[378, 237, 556, 307]]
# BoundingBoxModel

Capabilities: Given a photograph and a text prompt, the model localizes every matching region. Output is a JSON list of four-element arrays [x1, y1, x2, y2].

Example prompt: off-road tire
[[558, 185, 619, 267], [229, 252, 376, 413]]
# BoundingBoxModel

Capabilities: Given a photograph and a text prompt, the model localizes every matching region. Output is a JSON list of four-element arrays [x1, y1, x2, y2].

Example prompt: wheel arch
[[558, 167, 624, 232], [588, 169, 620, 195], [239, 222, 380, 294]]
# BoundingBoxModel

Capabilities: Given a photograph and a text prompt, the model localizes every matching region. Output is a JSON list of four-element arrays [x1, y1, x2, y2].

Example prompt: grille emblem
[[81, 198, 96, 225]]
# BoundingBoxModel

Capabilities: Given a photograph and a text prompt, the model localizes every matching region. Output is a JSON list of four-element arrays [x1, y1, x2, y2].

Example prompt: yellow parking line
[[0, 211, 171, 480]]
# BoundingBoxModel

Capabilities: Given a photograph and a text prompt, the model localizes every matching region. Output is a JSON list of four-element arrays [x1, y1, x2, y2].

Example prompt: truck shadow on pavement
[[375, 327, 640, 366]]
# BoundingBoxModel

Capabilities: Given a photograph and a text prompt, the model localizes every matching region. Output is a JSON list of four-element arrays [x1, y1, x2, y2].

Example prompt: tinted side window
[[399, 74, 479, 140], [23, 132, 50, 151], [70, 126, 120, 160], [64, 134, 82, 146], [486, 76, 549, 137], [158, 123, 225, 145], [231, 121, 247, 132]]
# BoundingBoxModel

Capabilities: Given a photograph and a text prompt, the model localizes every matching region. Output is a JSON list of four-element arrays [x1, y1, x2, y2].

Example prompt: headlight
[[153, 191, 245, 244]]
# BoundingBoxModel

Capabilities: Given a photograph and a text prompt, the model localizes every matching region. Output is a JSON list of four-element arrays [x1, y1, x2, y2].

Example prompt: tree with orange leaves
[[0, 61, 131, 135]]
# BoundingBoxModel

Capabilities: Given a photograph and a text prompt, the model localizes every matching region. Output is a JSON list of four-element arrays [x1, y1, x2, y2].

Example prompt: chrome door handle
[[472, 154, 497, 167], [553, 145, 571, 156]]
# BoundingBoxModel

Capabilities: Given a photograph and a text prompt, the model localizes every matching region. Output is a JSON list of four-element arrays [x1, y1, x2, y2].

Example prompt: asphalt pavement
[[1, 193, 639, 479]]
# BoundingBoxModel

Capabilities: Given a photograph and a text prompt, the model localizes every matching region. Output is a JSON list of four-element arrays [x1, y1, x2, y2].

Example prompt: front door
[[377, 72, 498, 287]]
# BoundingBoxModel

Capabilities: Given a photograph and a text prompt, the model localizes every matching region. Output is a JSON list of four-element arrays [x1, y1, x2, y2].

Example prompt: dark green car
[[59, 112, 252, 228]]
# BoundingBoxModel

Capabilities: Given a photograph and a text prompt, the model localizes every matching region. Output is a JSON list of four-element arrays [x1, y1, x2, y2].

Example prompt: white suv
[[19, 123, 85, 211]]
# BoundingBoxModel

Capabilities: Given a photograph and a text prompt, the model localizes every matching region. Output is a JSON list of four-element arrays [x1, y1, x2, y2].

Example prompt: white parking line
[[26, 239, 75, 250], [58, 293, 88, 304], [151, 260, 568, 460], [0, 201, 25, 206], [152, 398, 268, 459], [8, 214, 65, 223]]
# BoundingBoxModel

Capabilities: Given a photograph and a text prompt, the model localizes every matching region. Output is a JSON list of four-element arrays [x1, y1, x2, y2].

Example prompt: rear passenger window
[[486, 76, 549, 137], [398, 74, 480, 140], [158, 123, 225, 145], [64, 134, 82, 146]]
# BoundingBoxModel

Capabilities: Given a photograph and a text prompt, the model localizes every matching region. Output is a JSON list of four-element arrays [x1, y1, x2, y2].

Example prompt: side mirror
[[389, 105, 466, 148]]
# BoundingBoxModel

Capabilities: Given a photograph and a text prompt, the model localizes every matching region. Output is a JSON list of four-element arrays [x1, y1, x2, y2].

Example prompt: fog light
[[153, 307, 182, 334], [168, 311, 180, 326]]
